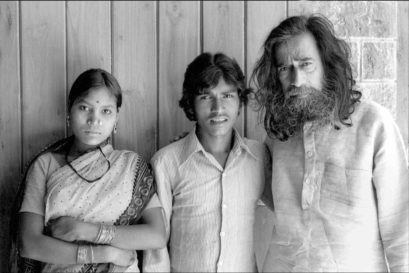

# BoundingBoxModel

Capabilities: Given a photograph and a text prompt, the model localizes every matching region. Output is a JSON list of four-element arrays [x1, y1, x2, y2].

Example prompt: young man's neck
[[196, 128, 234, 167]]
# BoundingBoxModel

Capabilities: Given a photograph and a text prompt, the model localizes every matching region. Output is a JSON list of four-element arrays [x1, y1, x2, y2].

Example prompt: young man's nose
[[211, 98, 224, 112]]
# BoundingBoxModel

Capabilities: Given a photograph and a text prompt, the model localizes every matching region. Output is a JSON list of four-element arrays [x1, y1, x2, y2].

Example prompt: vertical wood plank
[[158, 1, 200, 148], [246, 1, 287, 142], [112, 1, 157, 159], [0, 1, 20, 268], [67, 1, 111, 90], [21, 1, 66, 164], [397, 1, 408, 150], [203, 1, 245, 135]]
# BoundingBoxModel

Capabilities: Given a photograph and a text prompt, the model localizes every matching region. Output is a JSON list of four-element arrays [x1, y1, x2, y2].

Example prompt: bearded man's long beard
[[265, 86, 336, 141]]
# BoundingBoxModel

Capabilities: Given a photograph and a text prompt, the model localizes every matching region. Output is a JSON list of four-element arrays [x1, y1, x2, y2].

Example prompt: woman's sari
[[10, 137, 156, 273]]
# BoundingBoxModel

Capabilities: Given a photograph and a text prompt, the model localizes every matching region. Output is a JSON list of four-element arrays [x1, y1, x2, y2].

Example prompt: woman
[[10, 68, 166, 272]]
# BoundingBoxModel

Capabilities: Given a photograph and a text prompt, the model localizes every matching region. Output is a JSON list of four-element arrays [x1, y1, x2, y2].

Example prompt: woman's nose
[[87, 114, 102, 126]]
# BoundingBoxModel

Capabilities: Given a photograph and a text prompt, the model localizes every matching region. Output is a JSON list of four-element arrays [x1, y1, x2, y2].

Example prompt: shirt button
[[222, 172, 226, 178], [307, 151, 313, 157], [222, 203, 227, 209], [218, 261, 223, 266], [305, 178, 311, 185], [220, 231, 225, 237]]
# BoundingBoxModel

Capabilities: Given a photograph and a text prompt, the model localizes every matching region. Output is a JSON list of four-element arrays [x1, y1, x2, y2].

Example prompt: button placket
[[302, 125, 316, 209]]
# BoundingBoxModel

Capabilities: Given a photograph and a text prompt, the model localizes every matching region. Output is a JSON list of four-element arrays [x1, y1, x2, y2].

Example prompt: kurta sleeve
[[372, 110, 409, 272]]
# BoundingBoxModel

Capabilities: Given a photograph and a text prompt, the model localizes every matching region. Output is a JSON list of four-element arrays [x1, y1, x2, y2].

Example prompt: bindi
[[96, 100, 100, 104]]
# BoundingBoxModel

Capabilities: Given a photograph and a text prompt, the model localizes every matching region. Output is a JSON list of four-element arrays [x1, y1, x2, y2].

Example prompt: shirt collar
[[179, 126, 259, 167]]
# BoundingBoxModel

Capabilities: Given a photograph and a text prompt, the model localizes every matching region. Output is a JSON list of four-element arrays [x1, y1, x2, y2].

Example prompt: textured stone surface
[[357, 82, 397, 118], [290, 1, 397, 37], [347, 40, 360, 80], [362, 42, 396, 80]]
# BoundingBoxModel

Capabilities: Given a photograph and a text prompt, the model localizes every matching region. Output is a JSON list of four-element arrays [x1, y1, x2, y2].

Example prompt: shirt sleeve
[[20, 156, 48, 216], [372, 111, 409, 272], [143, 155, 172, 272]]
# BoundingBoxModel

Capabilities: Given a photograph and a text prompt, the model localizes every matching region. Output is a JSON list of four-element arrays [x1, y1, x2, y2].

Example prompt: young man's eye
[[224, 93, 235, 98], [199, 95, 210, 100], [79, 105, 89, 111]]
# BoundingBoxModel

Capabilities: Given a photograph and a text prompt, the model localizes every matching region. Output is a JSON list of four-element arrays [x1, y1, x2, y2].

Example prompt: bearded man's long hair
[[251, 14, 361, 141]]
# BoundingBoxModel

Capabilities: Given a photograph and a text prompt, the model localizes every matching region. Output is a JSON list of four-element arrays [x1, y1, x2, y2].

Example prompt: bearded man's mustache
[[285, 86, 320, 100]]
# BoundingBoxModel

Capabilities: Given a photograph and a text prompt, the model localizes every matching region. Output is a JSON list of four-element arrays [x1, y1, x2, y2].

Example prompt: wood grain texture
[[158, 1, 199, 148], [0, 1, 20, 269], [203, 1, 245, 136], [67, 1, 111, 89], [246, 1, 287, 142], [21, 1, 66, 164], [112, 1, 157, 159]]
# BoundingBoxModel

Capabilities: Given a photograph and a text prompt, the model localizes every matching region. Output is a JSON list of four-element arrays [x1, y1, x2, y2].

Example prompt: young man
[[143, 52, 266, 272], [252, 15, 408, 272]]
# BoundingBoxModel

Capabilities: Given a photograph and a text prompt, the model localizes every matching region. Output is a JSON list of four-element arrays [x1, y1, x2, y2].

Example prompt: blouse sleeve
[[20, 155, 49, 216]]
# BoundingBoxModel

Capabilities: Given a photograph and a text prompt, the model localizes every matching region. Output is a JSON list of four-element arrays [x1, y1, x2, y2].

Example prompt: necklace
[[64, 146, 111, 183]]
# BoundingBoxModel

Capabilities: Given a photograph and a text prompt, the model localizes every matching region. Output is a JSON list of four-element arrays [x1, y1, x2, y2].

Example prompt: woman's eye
[[79, 105, 89, 111], [103, 109, 112, 115]]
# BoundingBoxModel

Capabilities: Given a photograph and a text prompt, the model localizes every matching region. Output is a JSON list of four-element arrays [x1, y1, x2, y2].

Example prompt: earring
[[114, 124, 118, 134]]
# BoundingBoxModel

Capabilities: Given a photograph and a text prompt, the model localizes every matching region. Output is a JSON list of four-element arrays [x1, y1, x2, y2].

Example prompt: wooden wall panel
[[203, 1, 245, 135], [21, 1, 66, 164], [158, 1, 199, 148], [246, 1, 287, 142], [112, 1, 157, 159], [67, 1, 111, 90], [0, 1, 20, 268]]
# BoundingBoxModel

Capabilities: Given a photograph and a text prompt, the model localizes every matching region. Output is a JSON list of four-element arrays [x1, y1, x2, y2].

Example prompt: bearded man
[[251, 15, 408, 272]]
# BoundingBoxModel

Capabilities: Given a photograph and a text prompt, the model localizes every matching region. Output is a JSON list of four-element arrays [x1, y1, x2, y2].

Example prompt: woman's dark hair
[[179, 52, 251, 121], [251, 14, 362, 138], [68, 68, 122, 111]]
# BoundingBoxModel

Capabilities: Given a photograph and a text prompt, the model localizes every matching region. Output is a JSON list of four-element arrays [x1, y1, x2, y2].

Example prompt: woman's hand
[[48, 216, 82, 242], [108, 246, 137, 266], [48, 216, 100, 243]]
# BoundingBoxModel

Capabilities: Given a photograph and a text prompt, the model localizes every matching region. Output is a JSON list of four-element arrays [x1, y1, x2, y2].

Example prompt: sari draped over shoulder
[[40, 144, 155, 273]]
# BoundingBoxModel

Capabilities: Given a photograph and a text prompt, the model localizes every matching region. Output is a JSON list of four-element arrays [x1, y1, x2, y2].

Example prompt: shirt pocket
[[319, 163, 373, 217]]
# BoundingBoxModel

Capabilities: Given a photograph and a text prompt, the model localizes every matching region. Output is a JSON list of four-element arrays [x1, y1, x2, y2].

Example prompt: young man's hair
[[251, 14, 362, 137], [179, 52, 251, 121]]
